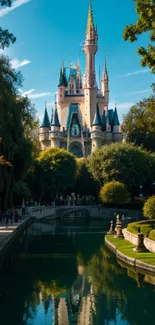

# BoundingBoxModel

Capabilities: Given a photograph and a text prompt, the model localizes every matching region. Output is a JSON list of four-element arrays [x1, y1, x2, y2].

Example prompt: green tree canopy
[[28, 148, 76, 203], [100, 181, 129, 205], [75, 158, 99, 196], [88, 143, 155, 196], [123, 0, 155, 73], [0, 55, 39, 209], [122, 93, 155, 151], [0, 1, 16, 49], [143, 195, 155, 219]]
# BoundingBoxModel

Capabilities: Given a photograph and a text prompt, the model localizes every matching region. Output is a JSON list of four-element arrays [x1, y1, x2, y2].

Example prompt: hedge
[[127, 220, 155, 238], [149, 230, 155, 241]]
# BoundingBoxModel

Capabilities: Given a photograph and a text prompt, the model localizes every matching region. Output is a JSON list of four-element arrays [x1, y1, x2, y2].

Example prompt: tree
[[100, 181, 129, 205], [28, 148, 76, 203], [123, 0, 155, 73], [74, 158, 99, 196], [0, 1, 16, 49], [88, 143, 155, 196], [122, 93, 155, 151], [0, 55, 38, 209], [143, 196, 155, 219]]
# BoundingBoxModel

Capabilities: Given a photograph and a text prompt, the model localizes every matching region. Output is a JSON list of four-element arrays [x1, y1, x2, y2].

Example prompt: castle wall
[[58, 96, 84, 129]]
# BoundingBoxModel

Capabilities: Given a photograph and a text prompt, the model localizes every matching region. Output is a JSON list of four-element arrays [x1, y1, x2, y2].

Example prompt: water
[[0, 219, 155, 325]]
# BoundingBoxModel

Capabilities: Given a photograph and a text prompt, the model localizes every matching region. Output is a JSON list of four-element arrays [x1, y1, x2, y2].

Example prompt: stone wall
[[105, 236, 155, 273], [123, 228, 155, 254]]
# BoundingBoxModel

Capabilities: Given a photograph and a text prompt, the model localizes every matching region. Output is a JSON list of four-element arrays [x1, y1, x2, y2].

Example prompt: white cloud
[[124, 89, 152, 95], [11, 58, 31, 69], [22, 89, 35, 96], [119, 69, 150, 78], [0, 0, 31, 17], [29, 92, 53, 99]]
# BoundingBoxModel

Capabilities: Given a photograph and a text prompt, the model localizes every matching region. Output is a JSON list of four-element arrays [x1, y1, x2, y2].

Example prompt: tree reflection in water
[[0, 234, 155, 325]]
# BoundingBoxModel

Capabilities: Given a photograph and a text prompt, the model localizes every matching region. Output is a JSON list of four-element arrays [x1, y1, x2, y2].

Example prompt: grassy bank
[[127, 220, 155, 238], [106, 235, 155, 266]]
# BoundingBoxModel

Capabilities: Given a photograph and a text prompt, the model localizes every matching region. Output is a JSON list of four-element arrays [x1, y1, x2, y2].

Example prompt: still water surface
[[0, 220, 155, 325]]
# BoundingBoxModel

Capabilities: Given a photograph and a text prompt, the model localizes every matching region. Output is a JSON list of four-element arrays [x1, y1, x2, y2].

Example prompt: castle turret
[[39, 104, 50, 150], [51, 100, 61, 148], [83, 1, 98, 129], [91, 103, 101, 131], [91, 103, 102, 152], [101, 60, 109, 107], [58, 61, 67, 102], [112, 106, 120, 133]]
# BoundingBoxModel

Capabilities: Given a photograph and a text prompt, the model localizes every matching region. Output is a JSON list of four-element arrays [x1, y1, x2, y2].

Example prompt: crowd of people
[[0, 209, 21, 227], [50, 195, 97, 207]]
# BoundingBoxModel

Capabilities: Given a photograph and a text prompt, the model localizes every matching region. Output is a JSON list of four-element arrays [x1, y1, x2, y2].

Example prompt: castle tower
[[51, 99, 61, 148], [83, 1, 98, 129], [39, 103, 50, 150], [101, 60, 109, 107], [58, 61, 67, 102], [91, 103, 102, 152], [112, 105, 120, 133]]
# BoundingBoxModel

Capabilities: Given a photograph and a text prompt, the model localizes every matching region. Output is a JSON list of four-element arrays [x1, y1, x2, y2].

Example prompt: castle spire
[[86, 0, 96, 40], [51, 98, 61, 127], [92, 103, 101, 126], [41, 103, 50, 128], [103, 58, 109, 80], [58, 61, 67, 87]]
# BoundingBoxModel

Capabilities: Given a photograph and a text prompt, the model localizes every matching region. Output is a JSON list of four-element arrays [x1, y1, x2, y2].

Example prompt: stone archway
[[69, 142, 83, 158]]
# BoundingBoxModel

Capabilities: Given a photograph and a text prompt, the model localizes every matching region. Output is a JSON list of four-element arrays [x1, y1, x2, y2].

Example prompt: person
[[14, 210, 19, 223], [5, 211, 9, 228]]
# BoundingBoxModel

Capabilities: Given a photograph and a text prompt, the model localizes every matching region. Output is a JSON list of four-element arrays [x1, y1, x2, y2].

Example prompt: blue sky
[[0, 0, 154, 123]]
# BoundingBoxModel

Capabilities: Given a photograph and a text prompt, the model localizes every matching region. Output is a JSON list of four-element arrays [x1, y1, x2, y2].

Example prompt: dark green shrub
[[127, 220, 155, 238], [100, 181, 129, 205], [143, 196, 155, 219], [149, 230, 155, 241]]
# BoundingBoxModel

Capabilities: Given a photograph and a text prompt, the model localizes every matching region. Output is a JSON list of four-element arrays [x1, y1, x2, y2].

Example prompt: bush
[[143, 196, 155, 219], [149, 230, 155, 241], [100, 181, 129, 205], [127, 220, 155, 237]]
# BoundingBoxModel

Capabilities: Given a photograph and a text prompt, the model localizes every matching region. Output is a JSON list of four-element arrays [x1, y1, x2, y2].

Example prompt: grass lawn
[[106, 235, 155, 266]]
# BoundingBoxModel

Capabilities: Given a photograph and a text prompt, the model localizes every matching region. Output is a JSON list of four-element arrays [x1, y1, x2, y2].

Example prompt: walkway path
[[0, 221, 21, 244]]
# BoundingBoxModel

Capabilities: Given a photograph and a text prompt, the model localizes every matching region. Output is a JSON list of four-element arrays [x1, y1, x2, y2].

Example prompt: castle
[[39, 2, 122, 157]]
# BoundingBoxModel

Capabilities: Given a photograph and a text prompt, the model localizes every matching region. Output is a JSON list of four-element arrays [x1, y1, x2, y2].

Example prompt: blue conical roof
[[112, 107, 120, 126], [41, 106, 50, 128], [51, 108, 60, 127], [92, 103, 101, 126], [101, 110, 106, 131]]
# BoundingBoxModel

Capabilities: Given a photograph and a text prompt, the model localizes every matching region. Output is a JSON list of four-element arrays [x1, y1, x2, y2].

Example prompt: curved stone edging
[[0, 216, 33, 255], [123, 228, 155, 253], [105, 236, 155, 274]]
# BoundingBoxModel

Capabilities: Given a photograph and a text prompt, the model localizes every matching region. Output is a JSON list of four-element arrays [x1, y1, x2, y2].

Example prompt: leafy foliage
[[143, 195, 155, 219], [123, 0, 155, 73], [75, 158, 99, 196], [88, 143, 155, 196], [0, 55, 39, 209], [28, 148, 76, 203], [127, 220, 155, 237], [122, 93, 155, 151], [100, 181, 129, 205], [149, 229, 155, 241], [0, 1, 16, 49]]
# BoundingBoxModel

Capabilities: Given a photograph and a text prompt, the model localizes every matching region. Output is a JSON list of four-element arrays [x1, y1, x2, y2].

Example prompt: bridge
[[28, 205, 141, 221]]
